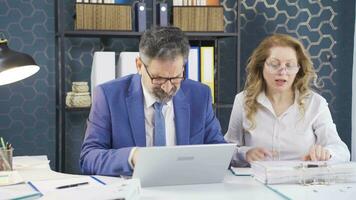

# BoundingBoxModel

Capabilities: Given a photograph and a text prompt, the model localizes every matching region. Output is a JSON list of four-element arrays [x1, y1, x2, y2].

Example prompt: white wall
[[352, 2, 356, 161]]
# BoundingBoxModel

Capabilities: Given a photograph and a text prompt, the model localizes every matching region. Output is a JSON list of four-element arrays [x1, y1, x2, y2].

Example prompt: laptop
[[132, 143, 235, 187]]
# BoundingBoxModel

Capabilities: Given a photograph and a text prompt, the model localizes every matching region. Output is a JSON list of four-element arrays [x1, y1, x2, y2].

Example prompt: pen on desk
[[56, 182, 89, 189]]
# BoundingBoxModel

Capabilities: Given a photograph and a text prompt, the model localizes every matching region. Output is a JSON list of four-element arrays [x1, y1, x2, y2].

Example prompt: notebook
[[132, 143, 235, 187]]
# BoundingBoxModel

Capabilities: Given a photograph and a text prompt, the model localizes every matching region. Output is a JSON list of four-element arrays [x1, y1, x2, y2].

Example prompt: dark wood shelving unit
[[65, 107, 91, 111], [55, 0, 240, 172], [63, 30, 142, 38]]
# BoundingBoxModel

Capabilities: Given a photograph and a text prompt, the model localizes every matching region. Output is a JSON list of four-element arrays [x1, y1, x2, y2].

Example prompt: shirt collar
[[257, 90, 299, 115], [141, 79, 173, 108]]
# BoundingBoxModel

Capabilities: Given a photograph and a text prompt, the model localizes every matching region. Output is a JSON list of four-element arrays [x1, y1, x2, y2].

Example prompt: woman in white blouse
[[225, 34, 350, 167]]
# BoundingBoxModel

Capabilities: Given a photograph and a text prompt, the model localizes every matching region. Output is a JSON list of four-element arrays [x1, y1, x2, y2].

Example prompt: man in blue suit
[[80, 26, 226, 176]]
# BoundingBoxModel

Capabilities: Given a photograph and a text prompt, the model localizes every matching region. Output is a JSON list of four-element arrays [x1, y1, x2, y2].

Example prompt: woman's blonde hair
[[244, 34, 317, 130]]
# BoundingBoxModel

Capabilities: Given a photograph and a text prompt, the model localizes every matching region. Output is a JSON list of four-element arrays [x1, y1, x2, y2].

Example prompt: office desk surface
[[99, 173, 283, 200], [10, 156, 356, 200]]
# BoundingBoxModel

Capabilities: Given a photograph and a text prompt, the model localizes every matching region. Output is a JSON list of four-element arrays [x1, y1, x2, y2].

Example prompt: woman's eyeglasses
[[265, 59, 300, 75]]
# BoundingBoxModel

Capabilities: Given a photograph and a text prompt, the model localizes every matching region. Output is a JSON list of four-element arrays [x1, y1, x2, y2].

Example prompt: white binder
[[186, 46, 200, 81], [116, 52, 139, 78], [91, 52, 116, 97]]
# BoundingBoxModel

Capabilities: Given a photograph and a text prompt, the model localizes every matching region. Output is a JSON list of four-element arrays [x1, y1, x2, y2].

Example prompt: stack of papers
[[13, 155, 50, 170], [0, 171, 24, 186], [251, 161, 356, 185]]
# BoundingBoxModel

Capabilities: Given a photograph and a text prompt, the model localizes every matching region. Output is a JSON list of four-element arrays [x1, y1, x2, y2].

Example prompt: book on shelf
[[206, 0, 220, 5], [78, 0, 122, 3], [75, 3, 132, 31], [186, 46, 200, 81], [173, 0, 220, 6], [173, 6, 224, 32], [157, 3, 168, 26], [83, 3, 94, 30], [251, 161, 356, 185], [200, 46, 215, 103], [135, 2, 147, 32]]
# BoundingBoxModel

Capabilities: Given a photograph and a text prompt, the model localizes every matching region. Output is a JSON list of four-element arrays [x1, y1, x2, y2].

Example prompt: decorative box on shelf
[[75, 3, 132, 31], [173, 6, 224, 32], [66, 82, 91, 108]]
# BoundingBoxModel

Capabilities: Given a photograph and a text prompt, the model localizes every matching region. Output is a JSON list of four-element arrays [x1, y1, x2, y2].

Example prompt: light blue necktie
[[153, 102, 166, 146]]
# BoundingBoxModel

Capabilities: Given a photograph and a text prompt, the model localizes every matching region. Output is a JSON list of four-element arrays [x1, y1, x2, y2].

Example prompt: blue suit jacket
[[80, 74, 225, 176]]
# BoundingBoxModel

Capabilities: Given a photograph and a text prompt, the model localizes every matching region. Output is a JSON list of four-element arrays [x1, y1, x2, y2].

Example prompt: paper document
[[0, 170, 24, 186], [13, 155, 50, 170], [39, 179, 141, 200], [29, 176, 104, 194], [0, 182, 42, 200], [18, 168, 84, 182]]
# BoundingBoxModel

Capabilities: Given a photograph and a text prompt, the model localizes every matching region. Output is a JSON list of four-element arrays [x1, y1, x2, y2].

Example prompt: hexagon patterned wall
[[0, 0, 56, 167], [239, 0, 355, 149]]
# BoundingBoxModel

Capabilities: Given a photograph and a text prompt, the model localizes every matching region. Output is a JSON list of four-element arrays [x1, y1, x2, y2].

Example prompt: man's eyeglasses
[[265, 59, 300, 75], [141, 60, 185, 85]]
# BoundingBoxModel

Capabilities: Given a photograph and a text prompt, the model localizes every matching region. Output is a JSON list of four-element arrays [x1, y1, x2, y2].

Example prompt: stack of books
[[251, 161, 356, 185], [173, 6, 224, 32], [173, 0, 220, 6], [75, 2, 132, 31]]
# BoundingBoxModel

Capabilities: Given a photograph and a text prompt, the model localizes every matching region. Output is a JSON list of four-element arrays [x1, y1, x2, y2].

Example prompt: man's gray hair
[[139, 26, 190, 64]]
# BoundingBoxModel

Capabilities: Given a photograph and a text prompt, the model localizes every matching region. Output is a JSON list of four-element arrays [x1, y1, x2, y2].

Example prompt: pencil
[[0, 137, 5, 149]]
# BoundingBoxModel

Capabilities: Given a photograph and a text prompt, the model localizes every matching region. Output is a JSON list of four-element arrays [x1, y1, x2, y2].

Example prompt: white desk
[[99, 172, 283, 200], [141, 174, 283, 200], [5, 156, 356, 200]]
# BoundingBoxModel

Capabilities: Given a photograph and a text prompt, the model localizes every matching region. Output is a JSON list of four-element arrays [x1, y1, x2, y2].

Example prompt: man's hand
[[302, 145, 331, 161], [246, 147, 274, 163]]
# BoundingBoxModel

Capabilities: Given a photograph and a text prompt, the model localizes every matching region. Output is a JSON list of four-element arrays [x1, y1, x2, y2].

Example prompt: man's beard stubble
[[152, 85, 179, 103]]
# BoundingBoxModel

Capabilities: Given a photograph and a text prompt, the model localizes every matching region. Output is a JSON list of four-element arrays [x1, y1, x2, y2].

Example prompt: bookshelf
[[55, 0, 240, 173]]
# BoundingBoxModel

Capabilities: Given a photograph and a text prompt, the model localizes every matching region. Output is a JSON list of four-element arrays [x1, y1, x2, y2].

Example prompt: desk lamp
[[0, 33, 40, 85]]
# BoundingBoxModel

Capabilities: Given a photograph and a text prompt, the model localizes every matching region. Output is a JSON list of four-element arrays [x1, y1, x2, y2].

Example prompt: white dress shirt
[[141, 81, 176, 146], [225, 91, 350, 167], [128, 81, 176, 168]]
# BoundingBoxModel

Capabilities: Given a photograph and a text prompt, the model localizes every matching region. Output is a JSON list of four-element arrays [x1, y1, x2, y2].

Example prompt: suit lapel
[[173, 89, 190, 145], [126, 75, 146, 146]]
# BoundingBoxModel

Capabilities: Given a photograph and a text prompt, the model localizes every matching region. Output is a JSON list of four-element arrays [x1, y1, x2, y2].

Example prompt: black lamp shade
[[0, 40, 40, 85]]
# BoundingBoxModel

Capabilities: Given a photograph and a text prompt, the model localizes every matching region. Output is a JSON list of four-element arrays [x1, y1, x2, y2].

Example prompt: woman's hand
[[246, 147, 273, 163], [302, 145, 331, 161]]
